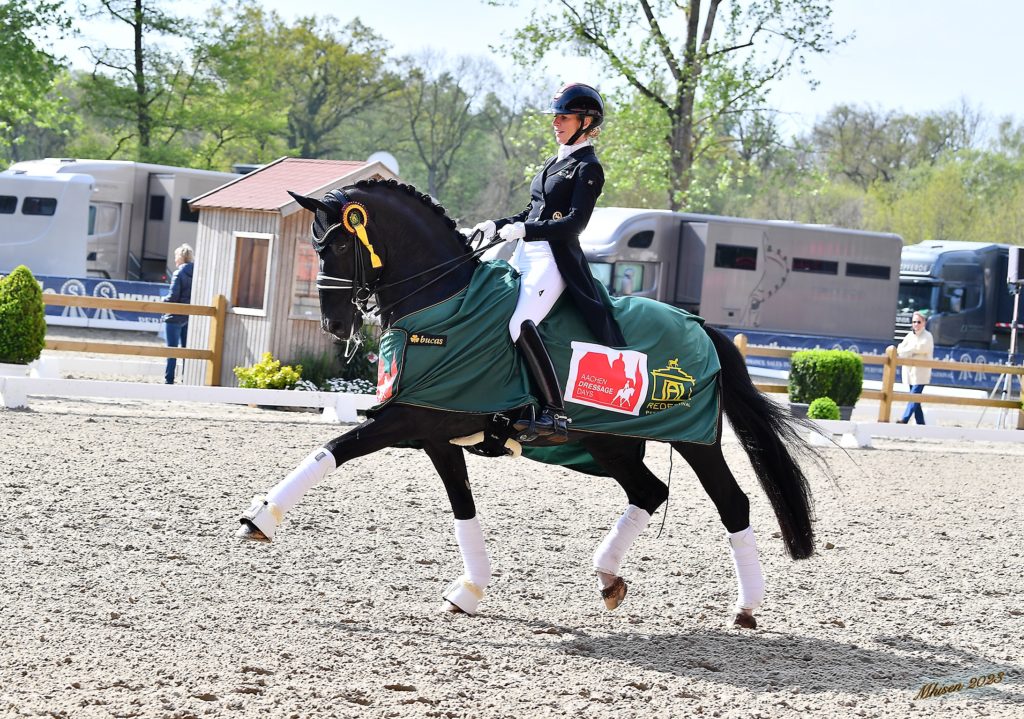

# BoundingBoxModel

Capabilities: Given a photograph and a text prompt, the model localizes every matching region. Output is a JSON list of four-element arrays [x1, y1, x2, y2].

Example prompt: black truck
[[897, 240, 1020, 350]]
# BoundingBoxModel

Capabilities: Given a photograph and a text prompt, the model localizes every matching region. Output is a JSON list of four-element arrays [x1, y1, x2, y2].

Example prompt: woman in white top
[[896, 310, 934, 424]]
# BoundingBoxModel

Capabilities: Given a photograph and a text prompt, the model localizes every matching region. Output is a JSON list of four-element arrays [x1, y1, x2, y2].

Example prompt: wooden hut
[[183, 157, 398, 386]]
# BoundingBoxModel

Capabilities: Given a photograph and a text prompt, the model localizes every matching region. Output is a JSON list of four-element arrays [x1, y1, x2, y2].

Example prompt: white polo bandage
[[265, 449, 337, 514], [727, 525, 765, 610], [442, 516, 491, 615], [593, 505, 651, 577]]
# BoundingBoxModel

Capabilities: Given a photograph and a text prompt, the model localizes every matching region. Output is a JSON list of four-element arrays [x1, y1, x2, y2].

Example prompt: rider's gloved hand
[[498, 222, 525, 242], [471, 220, 496, 240]]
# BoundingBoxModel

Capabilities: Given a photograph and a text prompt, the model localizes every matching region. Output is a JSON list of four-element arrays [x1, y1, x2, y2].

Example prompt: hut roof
[[189, 157, 389, 214]]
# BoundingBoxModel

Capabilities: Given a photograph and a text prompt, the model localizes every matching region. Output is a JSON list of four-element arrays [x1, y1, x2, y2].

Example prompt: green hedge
[[788, 349, 863, 407], [0, 265, 46, 364]]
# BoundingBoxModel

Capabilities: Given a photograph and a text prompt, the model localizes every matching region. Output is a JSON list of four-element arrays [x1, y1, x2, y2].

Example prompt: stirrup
[[512, 407, 569, 443]]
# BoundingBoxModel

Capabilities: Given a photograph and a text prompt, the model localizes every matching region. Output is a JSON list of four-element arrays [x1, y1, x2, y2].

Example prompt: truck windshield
[[589, 261, 613, 291], [897, 282, 936, 313]]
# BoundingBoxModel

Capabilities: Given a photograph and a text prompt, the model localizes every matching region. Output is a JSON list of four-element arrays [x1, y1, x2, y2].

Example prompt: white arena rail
[[0, 376, 376, 423]]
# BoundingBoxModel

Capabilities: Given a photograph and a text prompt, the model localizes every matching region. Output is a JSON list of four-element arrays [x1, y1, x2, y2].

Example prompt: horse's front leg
[[421, 440, 492, 616], [236, 412, 417, 542], [582, 436, 668, 611]]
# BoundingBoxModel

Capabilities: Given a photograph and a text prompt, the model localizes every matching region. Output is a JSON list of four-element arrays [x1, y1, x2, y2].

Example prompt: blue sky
[[65, 0, 1024, 138]]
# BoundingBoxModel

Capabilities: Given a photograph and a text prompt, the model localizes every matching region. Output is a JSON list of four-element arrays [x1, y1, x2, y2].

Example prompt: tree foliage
[[492, 0, 845, 210]]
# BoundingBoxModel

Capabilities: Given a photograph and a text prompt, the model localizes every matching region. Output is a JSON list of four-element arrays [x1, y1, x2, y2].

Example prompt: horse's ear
[[288, 190, 331, 216]]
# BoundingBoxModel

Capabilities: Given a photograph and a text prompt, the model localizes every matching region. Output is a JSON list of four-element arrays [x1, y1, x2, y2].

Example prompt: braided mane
[[354, 178, 461, 229]]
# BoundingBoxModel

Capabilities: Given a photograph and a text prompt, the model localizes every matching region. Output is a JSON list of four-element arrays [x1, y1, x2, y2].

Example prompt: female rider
[[471, 82, 625, 443]]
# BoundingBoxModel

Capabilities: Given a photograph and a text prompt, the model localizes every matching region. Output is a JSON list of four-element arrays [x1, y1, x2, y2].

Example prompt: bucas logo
[[409, 333, 447, 347]]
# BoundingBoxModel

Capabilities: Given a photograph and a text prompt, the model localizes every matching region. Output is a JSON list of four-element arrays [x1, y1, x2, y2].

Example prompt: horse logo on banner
[[563, 341, 649, 416]]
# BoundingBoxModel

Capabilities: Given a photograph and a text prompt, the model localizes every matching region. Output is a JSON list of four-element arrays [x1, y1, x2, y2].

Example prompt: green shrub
[[286, 349, 344, 389], [788, 349, 863, 407], [233, 352, 302, 389], [807, 396, 841, 420], [0, 266, 46, 364]]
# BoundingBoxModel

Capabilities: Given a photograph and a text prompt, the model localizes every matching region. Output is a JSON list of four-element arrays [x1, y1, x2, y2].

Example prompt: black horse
[[237, 179, 819, 628]]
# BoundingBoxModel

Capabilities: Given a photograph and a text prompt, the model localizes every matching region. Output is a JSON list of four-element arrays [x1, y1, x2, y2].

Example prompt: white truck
[[579, 207, 904, 343], [0, 158, 238, 281]]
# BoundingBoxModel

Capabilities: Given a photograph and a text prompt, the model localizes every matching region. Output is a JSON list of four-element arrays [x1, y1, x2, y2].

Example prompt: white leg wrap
[[728, 526, 765, 611], [265, 449, 337, 515], [442, 516, 491, 614], [593, 505, 651, 581], [239, 495, 284, 540]]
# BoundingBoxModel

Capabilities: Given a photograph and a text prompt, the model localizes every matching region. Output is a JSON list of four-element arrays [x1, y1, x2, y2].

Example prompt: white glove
[[498, 222, 526, 242], [471, 220, 496, 240]]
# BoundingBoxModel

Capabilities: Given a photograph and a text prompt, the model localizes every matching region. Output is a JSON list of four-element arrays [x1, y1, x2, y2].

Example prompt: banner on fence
[[22, 274, 169, 331]]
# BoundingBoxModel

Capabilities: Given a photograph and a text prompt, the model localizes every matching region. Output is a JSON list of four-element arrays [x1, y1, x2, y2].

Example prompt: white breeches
[[266, 449, 337, 514], [508, 240, 565, 341]]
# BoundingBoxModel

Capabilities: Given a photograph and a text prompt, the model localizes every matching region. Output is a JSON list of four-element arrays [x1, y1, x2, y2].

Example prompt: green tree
[[492, 0, 845, 210], [0, 1, 72, 163], [77, 0, 199, 162]]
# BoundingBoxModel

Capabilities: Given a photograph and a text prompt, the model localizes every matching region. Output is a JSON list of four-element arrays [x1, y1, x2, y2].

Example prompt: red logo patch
[[564, 342, 649, 415]]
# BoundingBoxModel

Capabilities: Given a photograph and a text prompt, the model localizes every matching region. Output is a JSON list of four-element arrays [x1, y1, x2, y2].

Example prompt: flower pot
[[789, 402, 853, 421], [0, 362, 29, 377]]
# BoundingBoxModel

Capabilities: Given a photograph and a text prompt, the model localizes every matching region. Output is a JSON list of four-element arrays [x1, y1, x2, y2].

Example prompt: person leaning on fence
[[161, 244, 194, 384], [896, 310, 934, 424]]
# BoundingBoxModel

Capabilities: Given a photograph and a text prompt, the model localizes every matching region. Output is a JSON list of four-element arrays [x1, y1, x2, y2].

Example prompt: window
[[232, 234, 271, 311], [22, 197, 57, 216], [627, 230, 654, 248], [88, 204, 119, 235], [148, 195, 166, 221], [793, 257, 838, 275], [179, 198, 199, 223], [613, 262, 644, 296], [0, 195, 15, 214], [846, 262, 891, 280], [588, 261, 613, 290], [714, 244, 758, 271], [290, 241, 320, 318]]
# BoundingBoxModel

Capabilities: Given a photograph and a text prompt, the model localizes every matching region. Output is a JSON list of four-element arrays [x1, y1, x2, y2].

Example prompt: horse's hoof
[[236, 519, 270, 543], [601, 576, 628, 610], [732, 609, 757, 629], [442, 601, 466, 614]]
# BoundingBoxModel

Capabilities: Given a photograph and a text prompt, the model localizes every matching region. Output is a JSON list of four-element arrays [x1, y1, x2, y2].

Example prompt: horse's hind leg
[[582, 436, 668, 610], [671, 437, 762, 629], [421, 440, 492, 616]]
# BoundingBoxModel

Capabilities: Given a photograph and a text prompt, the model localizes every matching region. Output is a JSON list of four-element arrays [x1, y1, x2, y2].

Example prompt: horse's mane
[[353, 179, 475, 254]]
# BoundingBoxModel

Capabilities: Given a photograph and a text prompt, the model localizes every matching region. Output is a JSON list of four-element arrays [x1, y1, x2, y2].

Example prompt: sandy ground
[[1, 394, 1022, 718]]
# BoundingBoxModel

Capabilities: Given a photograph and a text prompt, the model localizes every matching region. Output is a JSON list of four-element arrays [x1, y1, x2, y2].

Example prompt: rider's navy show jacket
[[496, 145, 626, 347]]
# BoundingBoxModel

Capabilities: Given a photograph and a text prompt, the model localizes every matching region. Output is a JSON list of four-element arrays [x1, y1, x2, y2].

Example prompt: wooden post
[[205, 294, 228, 387], [878, 345, 897, 422], [733, 333, 748, 359]]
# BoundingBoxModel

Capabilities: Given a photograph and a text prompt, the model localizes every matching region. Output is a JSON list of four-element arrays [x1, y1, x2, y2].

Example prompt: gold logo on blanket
[[409, 333, 447, 347], [644, 359, 696, 413]]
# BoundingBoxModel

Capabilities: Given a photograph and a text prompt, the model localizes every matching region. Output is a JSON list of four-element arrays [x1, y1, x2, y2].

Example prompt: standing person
[[469, 82, 625, 443], [896, 310, 934, 424], [161, 244, 194, 384]]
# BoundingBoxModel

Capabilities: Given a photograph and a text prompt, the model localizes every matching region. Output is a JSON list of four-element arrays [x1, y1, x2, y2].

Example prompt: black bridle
[[312, 190, 503, 357]]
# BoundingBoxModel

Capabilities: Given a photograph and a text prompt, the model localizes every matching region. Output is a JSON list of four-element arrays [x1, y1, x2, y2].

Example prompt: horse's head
[[289, 179, 475, 345]]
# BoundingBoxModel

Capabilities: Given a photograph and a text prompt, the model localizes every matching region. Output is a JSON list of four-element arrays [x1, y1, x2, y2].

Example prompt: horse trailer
[[0, 158, 238, 281], [579, 207, 904, 342]]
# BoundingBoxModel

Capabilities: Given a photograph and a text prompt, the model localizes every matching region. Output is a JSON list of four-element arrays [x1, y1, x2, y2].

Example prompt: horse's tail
[[704, 324, 816, 560]]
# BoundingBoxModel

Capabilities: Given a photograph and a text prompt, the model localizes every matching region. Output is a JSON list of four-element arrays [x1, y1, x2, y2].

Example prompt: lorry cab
[[898, 240, 1013, 350]]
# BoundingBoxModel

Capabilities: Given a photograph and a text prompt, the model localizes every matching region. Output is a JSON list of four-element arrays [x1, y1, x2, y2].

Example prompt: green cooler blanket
[[373, 261, 721, 470]]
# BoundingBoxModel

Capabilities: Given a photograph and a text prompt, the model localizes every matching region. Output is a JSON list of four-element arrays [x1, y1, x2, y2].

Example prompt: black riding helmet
[[546, 83, 604, 146]]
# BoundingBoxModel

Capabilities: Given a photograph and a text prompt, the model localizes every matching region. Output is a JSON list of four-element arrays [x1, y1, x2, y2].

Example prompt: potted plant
[[807, 396, 841, 420], [0, 265, 46, 376], [788, 349, 863, 420]]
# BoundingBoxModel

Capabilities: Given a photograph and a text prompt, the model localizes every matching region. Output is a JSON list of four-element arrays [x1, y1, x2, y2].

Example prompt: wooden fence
[[43, 294, 228, 386], [732, 333, 1024, 427]]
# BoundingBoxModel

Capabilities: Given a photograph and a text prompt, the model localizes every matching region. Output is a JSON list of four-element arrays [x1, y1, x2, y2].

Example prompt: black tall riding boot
[[513, 320, 569, 443]]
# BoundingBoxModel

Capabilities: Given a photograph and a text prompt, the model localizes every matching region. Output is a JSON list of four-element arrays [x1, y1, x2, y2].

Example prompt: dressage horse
[[237, 179, 819, 628]]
